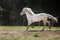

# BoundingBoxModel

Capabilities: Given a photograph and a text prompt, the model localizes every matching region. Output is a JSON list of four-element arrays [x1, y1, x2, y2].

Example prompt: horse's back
[[37, 13, 48, 16]]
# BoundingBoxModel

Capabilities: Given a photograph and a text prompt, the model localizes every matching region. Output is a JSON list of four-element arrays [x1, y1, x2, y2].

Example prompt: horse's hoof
[[26, 29, 28, 31]]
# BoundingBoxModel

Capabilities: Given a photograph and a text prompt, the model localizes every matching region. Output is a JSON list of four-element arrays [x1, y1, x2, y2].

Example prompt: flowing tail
[[48, 14, 58, 23]]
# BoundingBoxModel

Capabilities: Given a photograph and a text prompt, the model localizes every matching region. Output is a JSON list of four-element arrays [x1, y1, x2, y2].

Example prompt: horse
[[20, 7, 58, 31]]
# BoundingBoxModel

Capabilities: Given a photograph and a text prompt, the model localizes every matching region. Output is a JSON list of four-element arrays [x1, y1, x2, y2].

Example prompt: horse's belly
[[32, 17, 41, 22]]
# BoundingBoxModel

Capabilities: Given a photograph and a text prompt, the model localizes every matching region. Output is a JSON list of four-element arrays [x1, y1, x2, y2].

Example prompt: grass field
[[0, 26, 60, 30], [0, 26, 60, 40]]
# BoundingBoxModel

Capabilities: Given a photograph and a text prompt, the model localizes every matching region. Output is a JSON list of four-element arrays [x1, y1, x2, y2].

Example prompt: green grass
[[0, 26, 60, 30], [0, 26, 26, 30], [0, 26, 60, 40]]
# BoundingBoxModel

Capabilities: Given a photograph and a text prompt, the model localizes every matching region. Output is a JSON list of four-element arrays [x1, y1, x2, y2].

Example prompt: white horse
[[20, 7, 58, 31]]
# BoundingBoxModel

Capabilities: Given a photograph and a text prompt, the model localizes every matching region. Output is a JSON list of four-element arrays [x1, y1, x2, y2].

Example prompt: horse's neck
[[30, 11, 35, 15], [25, 12, 33, 24], [25, 12, 33, 19], [26, 8, 35, 15]]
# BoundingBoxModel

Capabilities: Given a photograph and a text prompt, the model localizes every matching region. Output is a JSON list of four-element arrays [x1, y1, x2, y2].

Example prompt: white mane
[[23, 7, 35, 15]]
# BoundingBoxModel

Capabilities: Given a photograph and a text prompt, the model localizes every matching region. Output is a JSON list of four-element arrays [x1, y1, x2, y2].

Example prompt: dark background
[[0, 0, 60, 26]]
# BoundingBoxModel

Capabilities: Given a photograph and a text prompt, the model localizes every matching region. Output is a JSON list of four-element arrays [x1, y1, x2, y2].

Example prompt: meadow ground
[[0, 26, 60, 40]]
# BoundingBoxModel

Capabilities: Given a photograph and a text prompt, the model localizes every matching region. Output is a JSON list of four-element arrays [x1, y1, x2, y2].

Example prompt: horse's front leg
[[26, 25, 29, 31], [26, 22, 31, 31]]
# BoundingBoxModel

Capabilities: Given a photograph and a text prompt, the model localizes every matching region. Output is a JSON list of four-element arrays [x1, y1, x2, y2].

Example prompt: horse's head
[[26, 7, 35, 15], [20, 7, 35, 16], [20, 8, 26, 16]]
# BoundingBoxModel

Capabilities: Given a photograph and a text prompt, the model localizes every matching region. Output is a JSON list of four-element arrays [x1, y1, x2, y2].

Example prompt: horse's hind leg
[[47, 21, 51, 30], [31, 23, 34, 28], [41, 22, 46, 31]]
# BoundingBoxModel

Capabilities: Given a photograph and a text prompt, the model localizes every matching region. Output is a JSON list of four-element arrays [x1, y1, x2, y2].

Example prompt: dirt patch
[[0, 30, 60, 35], [28, 30, 60, 34]]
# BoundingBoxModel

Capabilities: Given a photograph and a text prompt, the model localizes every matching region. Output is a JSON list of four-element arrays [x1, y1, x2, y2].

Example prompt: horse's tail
[[48, 14, 58, 23]]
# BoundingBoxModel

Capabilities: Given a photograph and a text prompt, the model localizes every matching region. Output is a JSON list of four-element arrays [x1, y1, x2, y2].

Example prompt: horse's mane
[[23, 7, 35, 15]]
